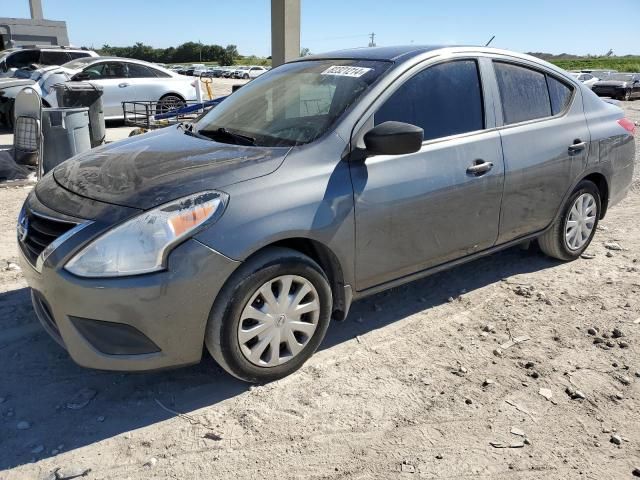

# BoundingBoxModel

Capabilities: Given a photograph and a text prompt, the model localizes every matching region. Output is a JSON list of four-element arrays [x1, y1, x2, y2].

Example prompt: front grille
[[19, 208, 77, 266]]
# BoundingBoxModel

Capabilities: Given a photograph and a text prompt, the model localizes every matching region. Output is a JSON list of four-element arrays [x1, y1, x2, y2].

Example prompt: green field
[[547, 57, 640, 73]]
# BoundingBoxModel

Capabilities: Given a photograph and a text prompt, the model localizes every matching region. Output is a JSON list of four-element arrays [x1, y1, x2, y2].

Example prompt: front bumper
[[19, 193, 240, 371]]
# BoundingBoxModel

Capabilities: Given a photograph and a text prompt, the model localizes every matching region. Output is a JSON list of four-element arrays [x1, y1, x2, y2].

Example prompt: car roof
[[79, 56, 162, 67], [68, 56, 176, 75], [294, 45, 449, 62]]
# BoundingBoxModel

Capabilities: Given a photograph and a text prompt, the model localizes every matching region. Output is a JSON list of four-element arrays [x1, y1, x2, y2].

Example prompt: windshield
[[61, 57, 99, 71], [195, 59, 392, 147], [606, 74, 634, 82]]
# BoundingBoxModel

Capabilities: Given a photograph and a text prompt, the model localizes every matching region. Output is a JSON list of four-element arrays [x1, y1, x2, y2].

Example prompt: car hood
[[53, 125, 291, 209], [594, 80, 629, 88]]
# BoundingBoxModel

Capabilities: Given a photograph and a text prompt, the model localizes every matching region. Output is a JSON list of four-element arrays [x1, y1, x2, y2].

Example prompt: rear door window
[[68, 52, 91, 60], [547, 76, 573, 115], [126, 63, 157, 78], [494, 62, 551, 125], [375, 59, 485, 141], [39, 51, 71, 66]]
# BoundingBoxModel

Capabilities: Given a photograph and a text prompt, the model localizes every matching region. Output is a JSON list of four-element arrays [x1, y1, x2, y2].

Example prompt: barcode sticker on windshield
[[321, 66, 373, 77]]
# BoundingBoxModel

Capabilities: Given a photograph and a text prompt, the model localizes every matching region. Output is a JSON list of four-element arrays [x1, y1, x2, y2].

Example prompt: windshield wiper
[[197, 127, 256, 146], [178, 122, 206, 139]]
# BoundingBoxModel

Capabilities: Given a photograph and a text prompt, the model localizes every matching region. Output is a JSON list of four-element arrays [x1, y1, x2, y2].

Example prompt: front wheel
[[243, 74, 249, 79], [205, 247, 332, 383], [623, 90, 632, 101], [537, 180, 601, 261]]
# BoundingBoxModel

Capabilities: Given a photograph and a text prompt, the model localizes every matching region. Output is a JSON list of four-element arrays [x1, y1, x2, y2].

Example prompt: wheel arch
[[582, 172, 609, 219], [244, 237, 350, 321]]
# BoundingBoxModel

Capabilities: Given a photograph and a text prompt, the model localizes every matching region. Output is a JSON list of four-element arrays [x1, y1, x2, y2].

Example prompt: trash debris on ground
[[538, 388, 553, 401], [66, 388, 97, 410], [500, 336, 531, 350], [490, 441, 525, 448]]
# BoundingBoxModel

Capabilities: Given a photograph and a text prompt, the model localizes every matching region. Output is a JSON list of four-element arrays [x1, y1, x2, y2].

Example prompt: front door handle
[[118, 82, 129, 88], [568, 140, 587, 154], [466, 160, 494, 176]]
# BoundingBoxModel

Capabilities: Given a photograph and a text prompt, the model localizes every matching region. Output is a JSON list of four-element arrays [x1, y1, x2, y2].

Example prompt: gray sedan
[[18, 46, 635, 382]]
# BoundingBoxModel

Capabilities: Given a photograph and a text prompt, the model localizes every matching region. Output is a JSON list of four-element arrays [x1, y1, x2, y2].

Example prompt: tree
[[300, 47, 311, 57]]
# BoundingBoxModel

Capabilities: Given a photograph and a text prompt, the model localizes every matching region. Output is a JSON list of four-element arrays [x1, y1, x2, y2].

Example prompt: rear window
[[375, 60, 485, 141], [494, 62, 551, 124]]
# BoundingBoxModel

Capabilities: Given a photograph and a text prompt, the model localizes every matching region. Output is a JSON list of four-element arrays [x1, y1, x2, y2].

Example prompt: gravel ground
[[0, 102, 639, 480]]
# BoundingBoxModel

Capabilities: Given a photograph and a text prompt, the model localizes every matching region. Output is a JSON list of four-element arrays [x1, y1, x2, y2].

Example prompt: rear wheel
[[243, 73, 249, 79], [205, 247, 332, 383], [623, 89, 632, 101], [156, 94, 185, 115], [538, 180, 601, 261]]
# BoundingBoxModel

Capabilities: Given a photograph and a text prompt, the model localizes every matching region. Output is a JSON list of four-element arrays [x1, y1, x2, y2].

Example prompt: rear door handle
[[568, 140, 587, 154], [466, 160, 494, 176], [118, 82, 129, 88]]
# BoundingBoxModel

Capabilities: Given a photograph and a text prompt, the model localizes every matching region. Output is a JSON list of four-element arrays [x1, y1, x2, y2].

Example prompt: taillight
[[618, 118, 636, 135]]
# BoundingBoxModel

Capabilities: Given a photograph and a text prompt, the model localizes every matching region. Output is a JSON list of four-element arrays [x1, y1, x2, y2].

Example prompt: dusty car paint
[[19, 46, 635, 372]]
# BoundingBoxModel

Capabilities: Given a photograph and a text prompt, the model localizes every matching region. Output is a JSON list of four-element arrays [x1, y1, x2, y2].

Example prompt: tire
[[538, 180, 601, 261], [623, 90, 631, 101], [243, 74, 249, 79], [205, 247, 333, 383], [156, 94, 185, 115]]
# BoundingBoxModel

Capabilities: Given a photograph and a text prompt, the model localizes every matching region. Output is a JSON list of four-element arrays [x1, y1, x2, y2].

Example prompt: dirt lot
[[1, 102, 639, 480]]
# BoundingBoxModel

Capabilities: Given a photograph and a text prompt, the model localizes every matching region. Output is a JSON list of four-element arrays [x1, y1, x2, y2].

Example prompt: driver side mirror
[[72, 72, 91, 81], [363, 121, 424, 157]]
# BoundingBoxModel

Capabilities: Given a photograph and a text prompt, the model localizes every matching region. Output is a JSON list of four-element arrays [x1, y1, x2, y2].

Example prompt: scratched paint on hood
[[53, 126, 291, 209]]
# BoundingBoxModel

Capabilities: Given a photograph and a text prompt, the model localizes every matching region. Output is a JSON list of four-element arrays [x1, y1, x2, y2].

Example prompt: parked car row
[[171, 64, 269, 79]]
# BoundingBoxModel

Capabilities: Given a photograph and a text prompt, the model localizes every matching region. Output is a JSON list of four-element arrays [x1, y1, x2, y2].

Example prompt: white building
[[0, 0, 69, 50]]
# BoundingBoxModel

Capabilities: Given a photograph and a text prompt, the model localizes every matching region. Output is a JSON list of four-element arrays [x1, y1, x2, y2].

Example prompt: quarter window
[[547, 76, 572, 115], [494, 62, 551, 124], [375, 60, 484, 141]]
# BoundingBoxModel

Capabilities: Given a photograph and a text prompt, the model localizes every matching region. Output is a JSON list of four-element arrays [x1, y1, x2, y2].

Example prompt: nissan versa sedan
[[18, 46, 635, 383]]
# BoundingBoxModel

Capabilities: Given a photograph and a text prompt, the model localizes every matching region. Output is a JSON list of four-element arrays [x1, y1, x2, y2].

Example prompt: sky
[[3, 0, 639, 56]]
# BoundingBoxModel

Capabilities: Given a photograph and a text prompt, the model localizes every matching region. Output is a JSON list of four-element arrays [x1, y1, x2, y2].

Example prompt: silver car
[[38, 57, 198, 118], [18, 46, 636, 382]]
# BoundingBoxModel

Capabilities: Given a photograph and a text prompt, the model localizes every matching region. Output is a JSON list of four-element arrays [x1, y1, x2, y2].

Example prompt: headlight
[[65, 191, 228, 278]]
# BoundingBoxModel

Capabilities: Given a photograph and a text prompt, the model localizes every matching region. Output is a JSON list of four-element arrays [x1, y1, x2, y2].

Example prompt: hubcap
[[238, 275, 320, 367], [565, 193, 597, 251]]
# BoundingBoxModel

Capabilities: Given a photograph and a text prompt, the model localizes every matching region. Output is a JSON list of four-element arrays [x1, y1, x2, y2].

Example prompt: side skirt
[[351, 228, 549, 302]]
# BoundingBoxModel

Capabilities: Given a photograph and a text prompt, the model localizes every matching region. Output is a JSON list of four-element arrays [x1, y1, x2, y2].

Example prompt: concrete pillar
[[29, 0, 44, 20], [271, 0, 300, 67]]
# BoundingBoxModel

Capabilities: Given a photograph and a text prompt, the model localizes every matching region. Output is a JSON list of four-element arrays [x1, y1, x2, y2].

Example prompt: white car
[[569, 72, 599, 89], [0, 46, 98, 78], [35, 57, 198, 119], [233, 66, 268, 79]]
